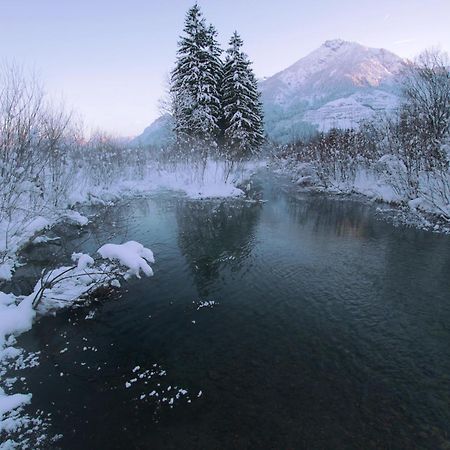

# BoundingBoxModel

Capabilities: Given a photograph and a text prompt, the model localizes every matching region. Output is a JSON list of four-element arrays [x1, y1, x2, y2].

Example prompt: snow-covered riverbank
[[0, 159, 256, 283], [273, 157, 450, 233]]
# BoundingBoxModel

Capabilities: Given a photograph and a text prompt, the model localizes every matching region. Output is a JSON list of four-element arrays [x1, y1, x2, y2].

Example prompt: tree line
[[169, 4, 264, 161]]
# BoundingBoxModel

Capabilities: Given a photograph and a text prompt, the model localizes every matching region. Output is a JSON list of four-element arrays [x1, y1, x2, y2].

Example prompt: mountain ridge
[[260, 39, 405, 141]]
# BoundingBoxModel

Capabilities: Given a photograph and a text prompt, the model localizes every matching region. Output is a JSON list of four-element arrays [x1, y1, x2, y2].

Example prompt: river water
[[10, 175, 450, 449]]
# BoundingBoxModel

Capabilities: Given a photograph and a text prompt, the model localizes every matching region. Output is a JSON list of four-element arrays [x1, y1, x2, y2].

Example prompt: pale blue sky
[[1, 0, 449, 136]]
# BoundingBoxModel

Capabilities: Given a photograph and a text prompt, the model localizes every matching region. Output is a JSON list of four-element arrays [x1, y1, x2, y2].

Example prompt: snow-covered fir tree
[[170, 4, 222, 147], [222, 32, 264, 159]]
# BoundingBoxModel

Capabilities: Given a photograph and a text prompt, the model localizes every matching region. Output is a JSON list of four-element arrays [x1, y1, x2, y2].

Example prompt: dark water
[[10, 176, 450, 449]]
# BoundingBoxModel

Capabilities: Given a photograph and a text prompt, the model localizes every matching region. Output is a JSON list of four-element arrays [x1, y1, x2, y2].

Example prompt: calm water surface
[[10, 175, 450, 449]]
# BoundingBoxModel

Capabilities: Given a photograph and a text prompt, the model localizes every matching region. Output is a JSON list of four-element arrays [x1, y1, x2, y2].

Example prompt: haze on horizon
[[1, 0, 449, 136]]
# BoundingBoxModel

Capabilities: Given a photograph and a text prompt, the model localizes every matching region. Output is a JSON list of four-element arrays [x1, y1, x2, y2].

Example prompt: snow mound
[[71, 252, 94, 270], [98, 241, 155, 278], [64, 210, 89, 226]]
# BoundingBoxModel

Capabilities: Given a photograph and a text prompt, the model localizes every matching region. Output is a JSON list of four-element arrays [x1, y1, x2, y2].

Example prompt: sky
[[1, 0, 449, 136]]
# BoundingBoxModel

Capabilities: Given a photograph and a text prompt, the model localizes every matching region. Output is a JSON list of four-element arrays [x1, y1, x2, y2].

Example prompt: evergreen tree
[[221, 32, 264, 159], [170, 4, 222, 146]]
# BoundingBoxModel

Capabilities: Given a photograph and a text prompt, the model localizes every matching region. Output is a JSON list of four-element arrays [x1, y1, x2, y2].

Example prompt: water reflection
[[285, 192, 374, 238], [176, 199, 261, 296]]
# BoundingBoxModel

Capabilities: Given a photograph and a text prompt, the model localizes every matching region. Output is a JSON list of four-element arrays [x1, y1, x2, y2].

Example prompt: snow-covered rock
[[71, 252, 95, 270], [64, 210, 89, 226], [98, 241, 155, 278]]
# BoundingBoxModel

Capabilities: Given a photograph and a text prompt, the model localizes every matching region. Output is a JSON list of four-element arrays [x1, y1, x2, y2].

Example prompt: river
[[9, 174, 450, 449]]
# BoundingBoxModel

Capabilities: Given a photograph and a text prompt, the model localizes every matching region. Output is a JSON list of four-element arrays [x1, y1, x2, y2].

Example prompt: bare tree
[[401, 49, 450, 168], [0, 63, 74, 253]]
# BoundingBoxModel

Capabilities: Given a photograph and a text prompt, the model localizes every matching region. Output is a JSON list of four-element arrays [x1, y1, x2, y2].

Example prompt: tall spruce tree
[[222, 32, 264, 159], [170, 5, 222, 147]]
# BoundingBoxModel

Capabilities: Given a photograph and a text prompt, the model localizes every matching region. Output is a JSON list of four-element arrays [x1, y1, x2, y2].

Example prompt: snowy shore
[[273, 157, 450, 233]]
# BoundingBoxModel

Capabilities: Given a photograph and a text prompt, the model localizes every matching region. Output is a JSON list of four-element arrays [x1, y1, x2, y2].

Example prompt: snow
[[66, 159, 248, 205], [0, 295, 35, 348], [0, 388, 31, 417], [71, 252, 94, 270], [0, 263, 14, 283], [98, 241, 155, 278], [23, 217, 50, 238], [32, 236, 60, 245], [64, 210, 89, 226], [196, 300, 218, 310], [275, 155, 450, 226], [260, 39, 404, 141], [303, 90, 398, 132]]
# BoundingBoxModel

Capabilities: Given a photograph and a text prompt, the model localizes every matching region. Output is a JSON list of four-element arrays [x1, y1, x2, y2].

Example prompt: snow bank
[[98, 241, 155, 278], [66, 159, 249, 204], [148, 162, 245, 199]]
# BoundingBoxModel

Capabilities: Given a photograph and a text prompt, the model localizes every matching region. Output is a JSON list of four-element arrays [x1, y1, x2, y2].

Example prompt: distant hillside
[[130, 114, 173, 147]]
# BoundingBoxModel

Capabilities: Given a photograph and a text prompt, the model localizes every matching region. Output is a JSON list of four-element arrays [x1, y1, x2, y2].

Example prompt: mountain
[[134, 39, 405, 145], [130, 113, 173, 147], [261, 39, 404, 142]]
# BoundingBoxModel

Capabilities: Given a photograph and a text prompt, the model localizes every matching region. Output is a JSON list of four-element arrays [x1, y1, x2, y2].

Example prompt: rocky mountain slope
[[260, 39, 404, 142]]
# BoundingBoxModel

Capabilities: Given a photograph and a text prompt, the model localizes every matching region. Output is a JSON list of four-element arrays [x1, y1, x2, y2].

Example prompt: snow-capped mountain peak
[[264, 39, 403, 101], [260, 39, 405, 141]]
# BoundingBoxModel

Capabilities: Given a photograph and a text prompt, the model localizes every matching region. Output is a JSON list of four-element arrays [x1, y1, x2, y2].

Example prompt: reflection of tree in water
[[176, 199, 261, 296], [285, 194, 374, 239]]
